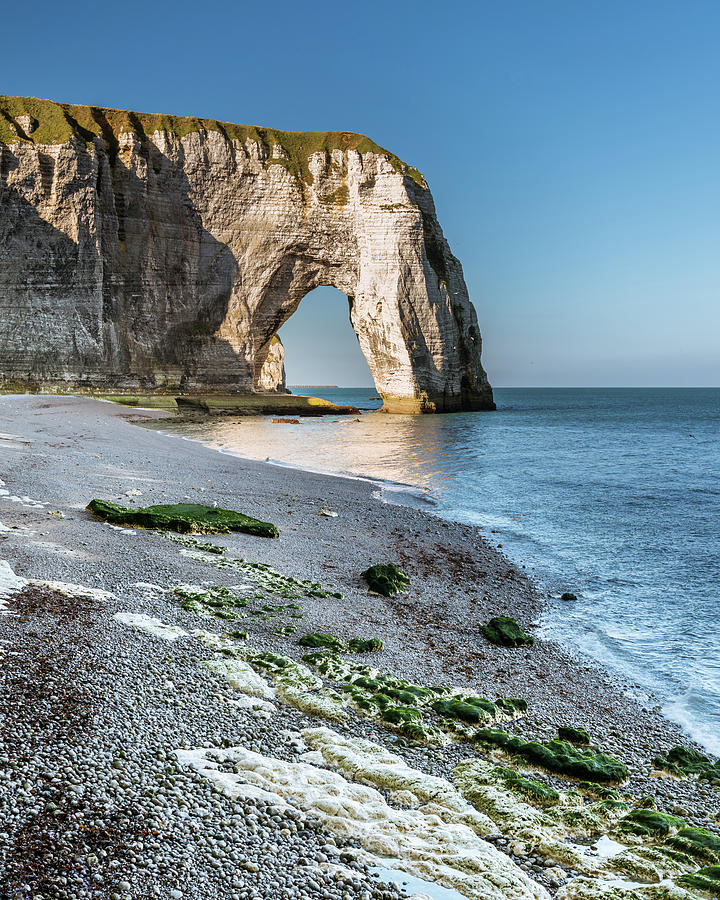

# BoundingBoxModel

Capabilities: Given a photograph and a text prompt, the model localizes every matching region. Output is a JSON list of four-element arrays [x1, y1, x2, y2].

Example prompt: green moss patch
[[481, 616, 535, 648], [668, 828, 720, 865], [347, 637, 384, 653], [173, 584, 249, 620], [361, 564, 410, 597], [87, 499, 278, 538], [653, 745, 720, 783], [617, 809, 686, 838], [298, 633, 384, 655], [474, 730, 629, 783], [678, 865, 720, 895], [431, 697, 499, 724], [557, 726, 592, 745], [0, 95, 425, 187], [183, 552, 341, 602], [491, 766, 560, 806], [576, 781, 621, 800], [165, 532, 226, 554], [299, 633, 346, 652]]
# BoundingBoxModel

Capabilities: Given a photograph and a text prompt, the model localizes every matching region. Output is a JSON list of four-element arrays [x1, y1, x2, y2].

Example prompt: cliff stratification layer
[[0, 96, 494, 412]]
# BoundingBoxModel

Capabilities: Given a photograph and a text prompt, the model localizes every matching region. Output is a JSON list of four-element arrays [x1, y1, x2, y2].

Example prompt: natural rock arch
[[0, 96, 495, 412]]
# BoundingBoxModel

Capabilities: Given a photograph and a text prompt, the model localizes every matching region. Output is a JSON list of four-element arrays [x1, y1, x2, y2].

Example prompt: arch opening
[[255, 286, 377, 398]]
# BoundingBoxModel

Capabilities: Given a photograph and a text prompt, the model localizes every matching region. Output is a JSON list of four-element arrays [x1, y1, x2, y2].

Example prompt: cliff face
[[255, 336, 287, 393], [0, 96, 494, 412]]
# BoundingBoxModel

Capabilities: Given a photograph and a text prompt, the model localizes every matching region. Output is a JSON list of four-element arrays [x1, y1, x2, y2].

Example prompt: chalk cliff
[[0, 96, 494, 412]]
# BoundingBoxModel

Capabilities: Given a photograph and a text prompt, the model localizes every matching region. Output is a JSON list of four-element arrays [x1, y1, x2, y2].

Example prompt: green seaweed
[[494, 698, 529, 715], [431, 697, 498, 724], [87, 499, 279, 538], [224, 629, 248, 641], [491, 766, 560, 806], [481, 616, 535, 648], [298, 633, 346, 652], [576, 781, 621, 800], [617, 809, 686, 837], [361, 564, 410, 597], [668, 828, 720, 865], [557, 726, 592, 745], [298, 634, 384, 654], [347, 637, 384, 653], [173, 584, 249, 620], [165, 532, 226, 554], [273, 626, 297, 636], [653, 745, 720, 783], [183, 552, 342, 602], [678, 865, 720, 895], [474, 730, 629, 783]]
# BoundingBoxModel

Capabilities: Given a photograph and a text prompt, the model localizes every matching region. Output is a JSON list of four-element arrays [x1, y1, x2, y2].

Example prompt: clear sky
[[3, 0, 719, 386]]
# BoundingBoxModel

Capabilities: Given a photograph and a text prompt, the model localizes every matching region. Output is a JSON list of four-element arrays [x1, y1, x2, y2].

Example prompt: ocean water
[[164, 387, 720, 754]]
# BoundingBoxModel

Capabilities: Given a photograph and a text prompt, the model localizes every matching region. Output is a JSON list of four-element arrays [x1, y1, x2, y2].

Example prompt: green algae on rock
[[431, 697, 502, 724], [669, 828, 720, 865], [347, 637, 384, 653], [87, 499, 279, 537], [481, 616, 535, 648], [491, 766, 561, 806], [298, 633, 384, 654], [618, 810, 688, 838], [173, 584, 250, 619], [298, 633, 346, 652], [178, 550, 342, 601], [653, 745, 720, 783], [361, 564, 410, 597], [558, 726, 592, 746], [474, 729, 629, 783], [678, 865, 720, 896]]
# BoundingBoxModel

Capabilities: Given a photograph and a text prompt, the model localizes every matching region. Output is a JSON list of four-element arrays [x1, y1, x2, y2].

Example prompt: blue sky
[[3, 0, 719, 386]]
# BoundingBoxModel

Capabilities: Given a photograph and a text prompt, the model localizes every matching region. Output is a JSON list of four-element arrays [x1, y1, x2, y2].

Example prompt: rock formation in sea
[[0, 96, 494, 412]]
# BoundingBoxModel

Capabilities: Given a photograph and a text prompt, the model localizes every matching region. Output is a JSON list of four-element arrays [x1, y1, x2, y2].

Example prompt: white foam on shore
[[0, 559, 28, 609], [174, 731, 550, 900], [202, 657, 277, 700], [113, 612, 190, 641], [34, 580, 115, 601]]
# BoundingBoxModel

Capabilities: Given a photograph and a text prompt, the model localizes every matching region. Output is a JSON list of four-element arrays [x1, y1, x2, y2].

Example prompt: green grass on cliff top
[[0, 95, 424, 186]]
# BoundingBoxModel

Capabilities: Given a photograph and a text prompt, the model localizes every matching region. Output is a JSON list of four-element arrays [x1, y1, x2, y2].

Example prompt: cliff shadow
[[0, 145, 105, 383], [88, 109, 247, 390]]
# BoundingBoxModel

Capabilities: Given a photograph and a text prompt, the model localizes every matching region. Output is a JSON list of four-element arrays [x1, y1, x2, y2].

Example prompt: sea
[[163, 387, 720, 755]]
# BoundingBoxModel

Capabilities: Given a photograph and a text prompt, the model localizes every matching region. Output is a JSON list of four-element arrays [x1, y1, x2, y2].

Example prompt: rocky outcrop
[[0, 96, 494, 412], [255, 336, 287, 393]]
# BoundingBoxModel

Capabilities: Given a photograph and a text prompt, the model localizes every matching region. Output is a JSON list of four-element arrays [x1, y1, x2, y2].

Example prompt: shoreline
[[1, 395, 718, 900], [142, 411, 716, 756]]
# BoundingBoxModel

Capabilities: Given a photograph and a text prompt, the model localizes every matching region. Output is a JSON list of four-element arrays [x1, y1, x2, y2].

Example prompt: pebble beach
[[1, 395, 718, 900]]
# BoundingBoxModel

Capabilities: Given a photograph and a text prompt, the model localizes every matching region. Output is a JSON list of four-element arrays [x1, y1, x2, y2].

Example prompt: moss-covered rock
[[653, 745, 720, 783], [474, 730, 629, 783], [431, 697, 499, 724], [495, 698, 529, 715], [617, 809, 686, 838], [347, 637, 384, 653], [668, 828, 720, 865], [298, 633, 346, 652], [558, 725, 592, 745], [87, 499, 279, 537], [298, 634, 383, 655], [560, 592, 578, 602], [576, 781, 621, 800], [678, 865, 720, 895], [173, 584, 249, 619], [481, 616, 535, 648], [491, 766, 560, 806], [361, 564, 410, 597]]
